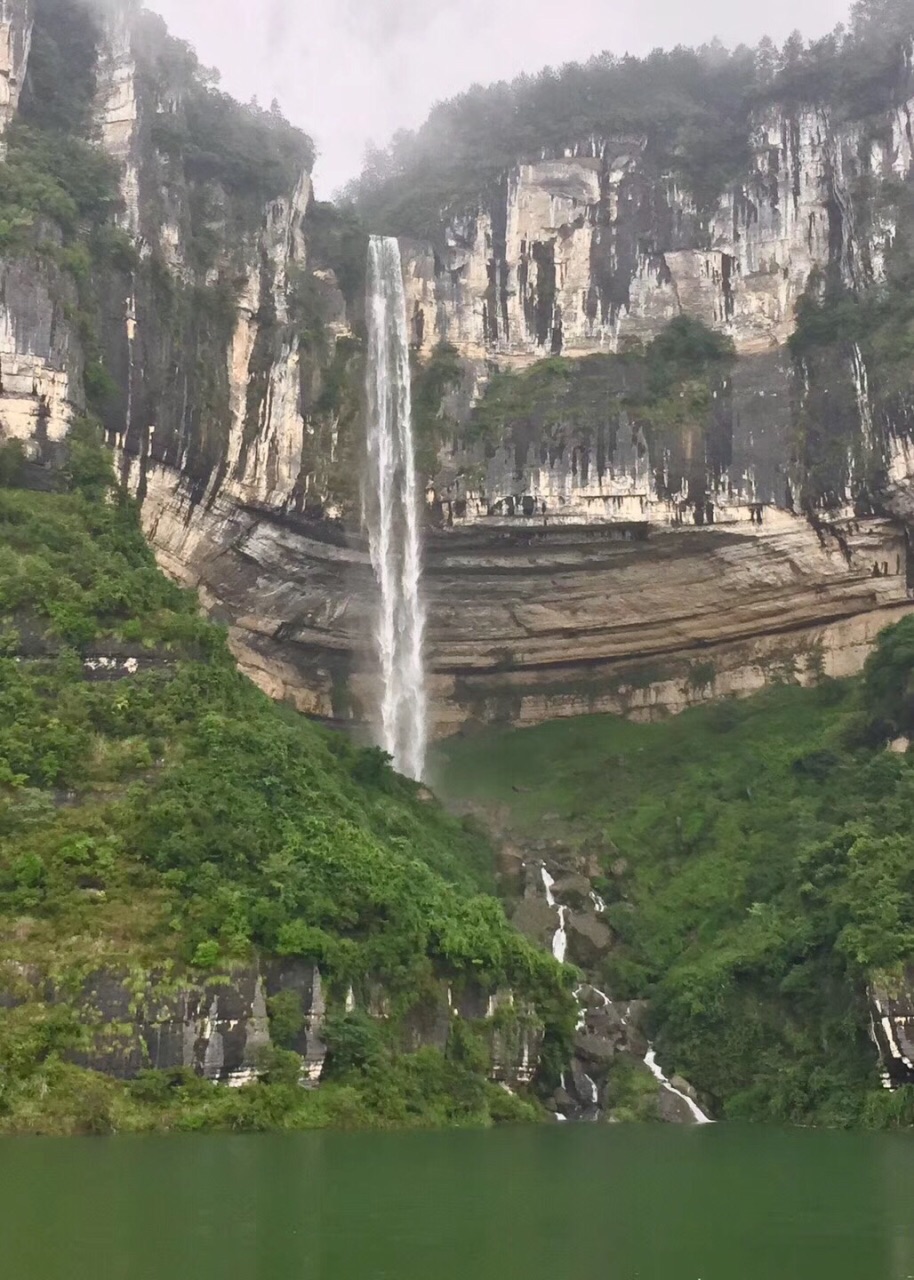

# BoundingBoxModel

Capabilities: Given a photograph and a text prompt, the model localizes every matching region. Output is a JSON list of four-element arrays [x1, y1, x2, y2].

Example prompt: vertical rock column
[[0, 0, 33, 155]]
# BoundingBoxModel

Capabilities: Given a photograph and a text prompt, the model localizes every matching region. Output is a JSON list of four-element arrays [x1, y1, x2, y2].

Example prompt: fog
[[150, 0, 848, 196]]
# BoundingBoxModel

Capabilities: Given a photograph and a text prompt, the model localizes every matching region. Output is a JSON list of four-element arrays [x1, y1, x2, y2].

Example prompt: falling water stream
[[363, 235, 428, 781]]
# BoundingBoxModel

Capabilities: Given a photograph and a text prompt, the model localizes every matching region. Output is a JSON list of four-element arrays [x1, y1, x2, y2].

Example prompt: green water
[[2, 1125, 913, 1279]]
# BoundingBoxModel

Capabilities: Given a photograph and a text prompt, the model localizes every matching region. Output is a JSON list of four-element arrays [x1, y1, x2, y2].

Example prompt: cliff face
[[0, 0, 365, 713], [402, 103, 914, 361], [0, 0, 33, 146], [131, 53, 914, 733], [3, 1, 914, 736], [4, 958, 541, 1091]]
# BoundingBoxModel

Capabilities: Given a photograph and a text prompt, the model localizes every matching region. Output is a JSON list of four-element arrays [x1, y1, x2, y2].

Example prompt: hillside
[[0, 432, 569, 1134], [434, 637, 914, 1127]]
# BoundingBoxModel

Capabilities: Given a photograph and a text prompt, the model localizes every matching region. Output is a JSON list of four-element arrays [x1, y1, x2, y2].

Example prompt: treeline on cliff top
[[348, 0, 914, 237]]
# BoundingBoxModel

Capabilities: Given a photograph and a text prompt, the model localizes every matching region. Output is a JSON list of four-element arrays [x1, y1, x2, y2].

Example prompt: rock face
[[870, 969, 914, 1087], [126, 81, 914, 732], [512, 858, 707, 1123], [0, 0, 32, 148], [1, 958, 540, 1089], [2, 1, 914, 736], [401, 103, 913, 363]]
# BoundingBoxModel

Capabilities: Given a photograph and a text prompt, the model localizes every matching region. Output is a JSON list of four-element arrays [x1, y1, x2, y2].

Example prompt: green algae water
[[2, 1125, 914, 1279]]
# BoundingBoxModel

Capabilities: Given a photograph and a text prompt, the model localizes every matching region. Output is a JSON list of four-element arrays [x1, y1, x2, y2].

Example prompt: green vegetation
[[350, 0, 914, 237], [136, 7, 313, 215], [788, 170, 914, 507], [469, 317, 732, 446], [461, 318, 734, 506], [0, 431, 569, 1133], [435, 633, 914, 1128], [412, 343, 463, 476], [0, 1049, 540, 1137]]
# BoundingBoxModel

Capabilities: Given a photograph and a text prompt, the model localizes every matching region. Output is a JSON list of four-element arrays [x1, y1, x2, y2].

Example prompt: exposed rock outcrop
[[870, 969, 914, 1088], [0, 0, 33, 149], [1, 959, 542, 1089], [401, 103, 913, 363]]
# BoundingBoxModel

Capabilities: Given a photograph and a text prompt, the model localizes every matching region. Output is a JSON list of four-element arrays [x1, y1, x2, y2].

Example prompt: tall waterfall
[[363, 235, 428, 782]]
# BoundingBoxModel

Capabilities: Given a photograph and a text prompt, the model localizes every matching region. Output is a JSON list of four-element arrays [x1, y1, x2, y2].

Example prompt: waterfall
[[552, 907, 569, 964], [644, 1047, 713, 1124], [363, 235, 428, 782], [541, 866, 569, 961]]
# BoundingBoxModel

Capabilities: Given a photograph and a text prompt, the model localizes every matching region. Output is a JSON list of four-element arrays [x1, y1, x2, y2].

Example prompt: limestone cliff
[[3, 0, 914, 736], [401, 102, 914, 361], [134, 22, 914, 733], [0, 0, 33, 147]]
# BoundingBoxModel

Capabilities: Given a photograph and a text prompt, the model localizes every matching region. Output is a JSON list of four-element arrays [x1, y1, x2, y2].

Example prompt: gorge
[[0, 0, 914, 1136]]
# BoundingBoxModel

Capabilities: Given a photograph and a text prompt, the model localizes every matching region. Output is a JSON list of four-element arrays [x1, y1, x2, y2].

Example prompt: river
[[2, 1124, 913, 1278]]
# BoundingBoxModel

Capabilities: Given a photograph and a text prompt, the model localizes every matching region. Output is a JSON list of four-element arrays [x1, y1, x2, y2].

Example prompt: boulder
[[550, 873, 593, 910], [570, 1059, 601, 1107], [658, 1085, 702, 1125], [511, 897, 559, 948], [566, 912, 614, 968], [573, 1031, 616, 1066]]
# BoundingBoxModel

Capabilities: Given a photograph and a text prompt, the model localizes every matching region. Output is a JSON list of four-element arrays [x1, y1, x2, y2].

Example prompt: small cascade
[[541, 865, 568, 961], [851, 342, 875, 455], [589, 890, 607, 914], [363, 235, 428, 782], [582, 1072, 599, 1105], [574, 983, 612, 1030], [541, 866, 556, 907], [552, 907, 569, 964], [644, 1048, 713, 1124]]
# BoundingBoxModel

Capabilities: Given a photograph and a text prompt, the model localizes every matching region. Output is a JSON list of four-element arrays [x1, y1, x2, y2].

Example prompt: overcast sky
[[150, 0, 848, 198]]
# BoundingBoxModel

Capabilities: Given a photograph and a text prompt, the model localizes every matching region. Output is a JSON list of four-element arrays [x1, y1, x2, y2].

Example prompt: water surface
[[2, 1124, 913, 1279]]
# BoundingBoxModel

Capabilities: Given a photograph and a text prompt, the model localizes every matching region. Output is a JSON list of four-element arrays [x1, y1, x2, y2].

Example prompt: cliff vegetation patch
[[435, 629, 914, 1129], [0, 432, 570, 1134]]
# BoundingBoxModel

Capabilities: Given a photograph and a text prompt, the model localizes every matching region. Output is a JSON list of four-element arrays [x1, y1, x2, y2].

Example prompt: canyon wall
[[2, 1, 914, 735], [402, 103, 914, 362]]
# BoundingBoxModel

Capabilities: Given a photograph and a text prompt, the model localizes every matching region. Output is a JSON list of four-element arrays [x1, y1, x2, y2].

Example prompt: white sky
[[149, 0, 848, 198]]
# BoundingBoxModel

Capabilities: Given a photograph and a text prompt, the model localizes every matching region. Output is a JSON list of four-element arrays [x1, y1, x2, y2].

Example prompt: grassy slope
[[0, 433, 567, 1133], [435, 673, 914, 1128]]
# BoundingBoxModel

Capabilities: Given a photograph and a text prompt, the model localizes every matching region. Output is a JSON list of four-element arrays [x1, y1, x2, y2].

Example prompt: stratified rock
[[3, 1, 914, 743]]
